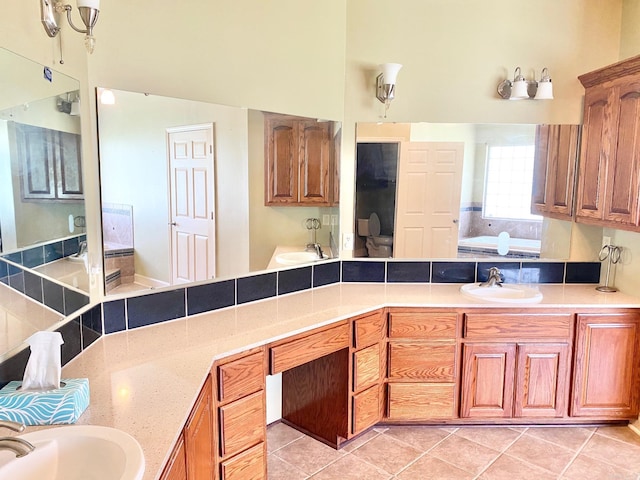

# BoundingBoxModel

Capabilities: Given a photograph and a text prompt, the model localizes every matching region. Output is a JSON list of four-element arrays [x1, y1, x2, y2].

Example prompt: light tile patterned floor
[[267, 423, 640, 479]]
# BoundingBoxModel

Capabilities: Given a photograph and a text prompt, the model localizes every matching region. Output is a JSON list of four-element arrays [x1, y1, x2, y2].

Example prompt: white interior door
[[167, 124, 216, 284], [394, 142, 464, 258]]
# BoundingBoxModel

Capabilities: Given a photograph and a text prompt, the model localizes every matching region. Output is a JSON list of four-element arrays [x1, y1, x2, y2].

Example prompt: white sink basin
[[0, 425, 144, 480], [275, 251, 328, 265], [460, 283, 543, 304]]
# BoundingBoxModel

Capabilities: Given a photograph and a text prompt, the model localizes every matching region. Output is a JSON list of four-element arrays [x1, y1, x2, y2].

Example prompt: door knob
[[453, 219, 459, 224], [169, 222, 177, 226]]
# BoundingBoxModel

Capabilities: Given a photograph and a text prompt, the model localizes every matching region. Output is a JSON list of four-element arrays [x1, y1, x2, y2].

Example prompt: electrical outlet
[[343, 233, 354, 250], [602, 235, 611, 248], [331, 214, 338, 226], [322, 214, 330, 226]]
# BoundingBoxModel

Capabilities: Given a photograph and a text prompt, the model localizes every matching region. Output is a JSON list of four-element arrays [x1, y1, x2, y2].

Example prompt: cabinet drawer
[[219, 391, 265, 458], [352, 384, 381, 434], [388, 383, 455, 420], [353, 311, 385, 348], [388, 343, 456, 382], [464, 313, 572, 339], [220, 442, 265, 480], [270, 323, 349, 374], [353, 344, 381, 392], [389, 312, 457, 339], [217, 352, 265, 404]]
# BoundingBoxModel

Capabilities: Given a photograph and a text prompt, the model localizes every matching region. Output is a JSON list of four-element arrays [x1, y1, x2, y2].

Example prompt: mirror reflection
[[355, 122, 575, 260], [0, 48, 89, 359], [97, 88, 340, 295]]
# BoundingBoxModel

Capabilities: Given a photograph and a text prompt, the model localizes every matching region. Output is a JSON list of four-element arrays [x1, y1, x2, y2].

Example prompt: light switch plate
[[342, 233, 354, 250]]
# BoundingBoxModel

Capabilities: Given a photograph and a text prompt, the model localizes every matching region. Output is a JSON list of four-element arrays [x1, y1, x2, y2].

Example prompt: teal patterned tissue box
[[0, 378, 89, 425]]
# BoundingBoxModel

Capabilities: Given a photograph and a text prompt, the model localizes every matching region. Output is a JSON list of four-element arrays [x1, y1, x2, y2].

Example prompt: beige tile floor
[[267, 422, 640, 479]]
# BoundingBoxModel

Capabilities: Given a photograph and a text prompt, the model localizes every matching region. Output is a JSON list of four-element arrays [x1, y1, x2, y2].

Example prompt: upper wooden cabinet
[[531, 124, 580, 219], [264, 113, 337, 206], [13, 123, 83, 201], [575, 56, 640, 230]]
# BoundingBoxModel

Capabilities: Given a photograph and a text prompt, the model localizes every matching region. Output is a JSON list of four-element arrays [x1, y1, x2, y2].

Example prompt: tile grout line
[[388, 428, 461, 477], [556, 427, 597, 478], [465, 427, 530, 480]]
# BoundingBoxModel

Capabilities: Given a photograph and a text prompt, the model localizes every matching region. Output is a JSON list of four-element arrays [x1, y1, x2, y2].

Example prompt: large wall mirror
[[96, 88, 340, 295], [355, 122, 576, 261], [0, 48, 89, 359]]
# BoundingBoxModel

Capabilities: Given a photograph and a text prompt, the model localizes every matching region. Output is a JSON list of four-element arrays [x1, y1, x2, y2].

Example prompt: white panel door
[[168, 124, 216, 284], [394, 142, 464, 258]]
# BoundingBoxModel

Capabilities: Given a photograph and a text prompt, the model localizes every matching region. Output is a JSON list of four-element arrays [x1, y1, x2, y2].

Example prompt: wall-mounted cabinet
[[13, 123, 83, 201], [264, 113, 337, 206], [575, 55, 640, 230], [531, 124, 580, 219]]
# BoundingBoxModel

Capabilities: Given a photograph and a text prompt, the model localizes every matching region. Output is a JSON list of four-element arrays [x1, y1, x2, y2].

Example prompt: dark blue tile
[[57, 318, 82, 366], [43, 279, 65, 314], [5, 252, 22, 266], [103, 299, 126, 334], [64, 288, 90, 315], [565, 262, 601, 283], [22, 246, 45, 268], [0, 260, 7, 280], [342, 261, 385, 282], [127, 289, 186, 329], [521, 262, 565, 284], [44, 242, 64, 263], [0, 347, 30, 388], [63, 237, 80, 257], [81, 304, 102, 349], [6, 261, 21, 276], [23, 271, 43, 303], [313, 261, 340, 287], [237, 273, 277, 305], [432, 262, 476, 283], [8, 271, 24, 293], [187, 279, 236, 316], [477, 262, 521, 284], [278, 266, 312, 295], [387, 261, 431, 283]]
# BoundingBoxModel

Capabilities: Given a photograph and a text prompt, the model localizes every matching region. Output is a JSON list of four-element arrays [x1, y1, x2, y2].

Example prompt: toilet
[[357, 212, 393, 258]]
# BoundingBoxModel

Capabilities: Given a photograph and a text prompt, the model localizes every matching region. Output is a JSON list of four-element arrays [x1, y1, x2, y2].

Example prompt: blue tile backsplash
[[0, 257, 605, 386]]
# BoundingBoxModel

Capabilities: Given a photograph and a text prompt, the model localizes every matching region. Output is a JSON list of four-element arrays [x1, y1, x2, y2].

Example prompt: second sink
[[460, 283, 543, 304]]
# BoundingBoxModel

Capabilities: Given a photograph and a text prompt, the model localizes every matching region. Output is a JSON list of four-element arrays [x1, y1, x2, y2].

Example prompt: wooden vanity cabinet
[[575, 56, 640, 230], [264, 113, 335, 206], [572, 312, 640, 418], [531, 124, 580, 219], [214, 348, 267, 480], [386, 309, 459, 421], [160, 433, 187, 480], [460, 312, 572, 420]]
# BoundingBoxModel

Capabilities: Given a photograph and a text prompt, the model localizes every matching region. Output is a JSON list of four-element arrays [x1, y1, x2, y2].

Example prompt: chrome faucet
[[0, 421, 34, 457], [313, 243, 324, 260], [480, 267, 503, 287]]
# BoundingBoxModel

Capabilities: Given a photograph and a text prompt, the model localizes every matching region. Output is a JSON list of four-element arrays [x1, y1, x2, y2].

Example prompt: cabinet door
[[352, 384, 381, 434], [460, 343, 516, 418], [575, 85, 611, 221], [572, 313, 640, 418], [185, 375, 214, 480], [514, 343, 569, 418], [160, 434, 187, 480], [298, 120, 331, 204], [532, 125, 579, 219], [603, 79, 640, 226], [264, 115, 297, 204], [15, 124, 56, 199], [55, 131, 83, 199]]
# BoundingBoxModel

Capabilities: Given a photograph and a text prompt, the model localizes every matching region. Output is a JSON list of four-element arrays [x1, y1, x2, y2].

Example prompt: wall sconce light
[[40, 0, 100, 54], [497, 67, 553, 100], [376, 63, 403, 116]]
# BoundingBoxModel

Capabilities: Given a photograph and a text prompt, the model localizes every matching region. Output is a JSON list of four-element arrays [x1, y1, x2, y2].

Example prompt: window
[[483, 145, 541, 221]]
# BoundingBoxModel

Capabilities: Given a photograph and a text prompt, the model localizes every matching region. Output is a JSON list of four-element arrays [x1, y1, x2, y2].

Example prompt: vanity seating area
[[44, 282, 640, 480]]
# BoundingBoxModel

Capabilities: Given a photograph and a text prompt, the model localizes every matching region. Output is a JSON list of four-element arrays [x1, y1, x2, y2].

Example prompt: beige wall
[[98, 90, 250, 282]]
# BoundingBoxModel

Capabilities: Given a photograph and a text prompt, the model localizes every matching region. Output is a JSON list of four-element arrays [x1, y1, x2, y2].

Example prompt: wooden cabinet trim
[[159, 433, 187, 480]]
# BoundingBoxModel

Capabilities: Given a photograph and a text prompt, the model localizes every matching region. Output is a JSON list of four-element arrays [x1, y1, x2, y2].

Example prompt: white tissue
[[21, 331, 64, 391]]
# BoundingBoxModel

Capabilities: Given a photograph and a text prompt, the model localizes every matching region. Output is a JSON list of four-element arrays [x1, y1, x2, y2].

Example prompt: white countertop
[[26, 283, 640, 479]]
